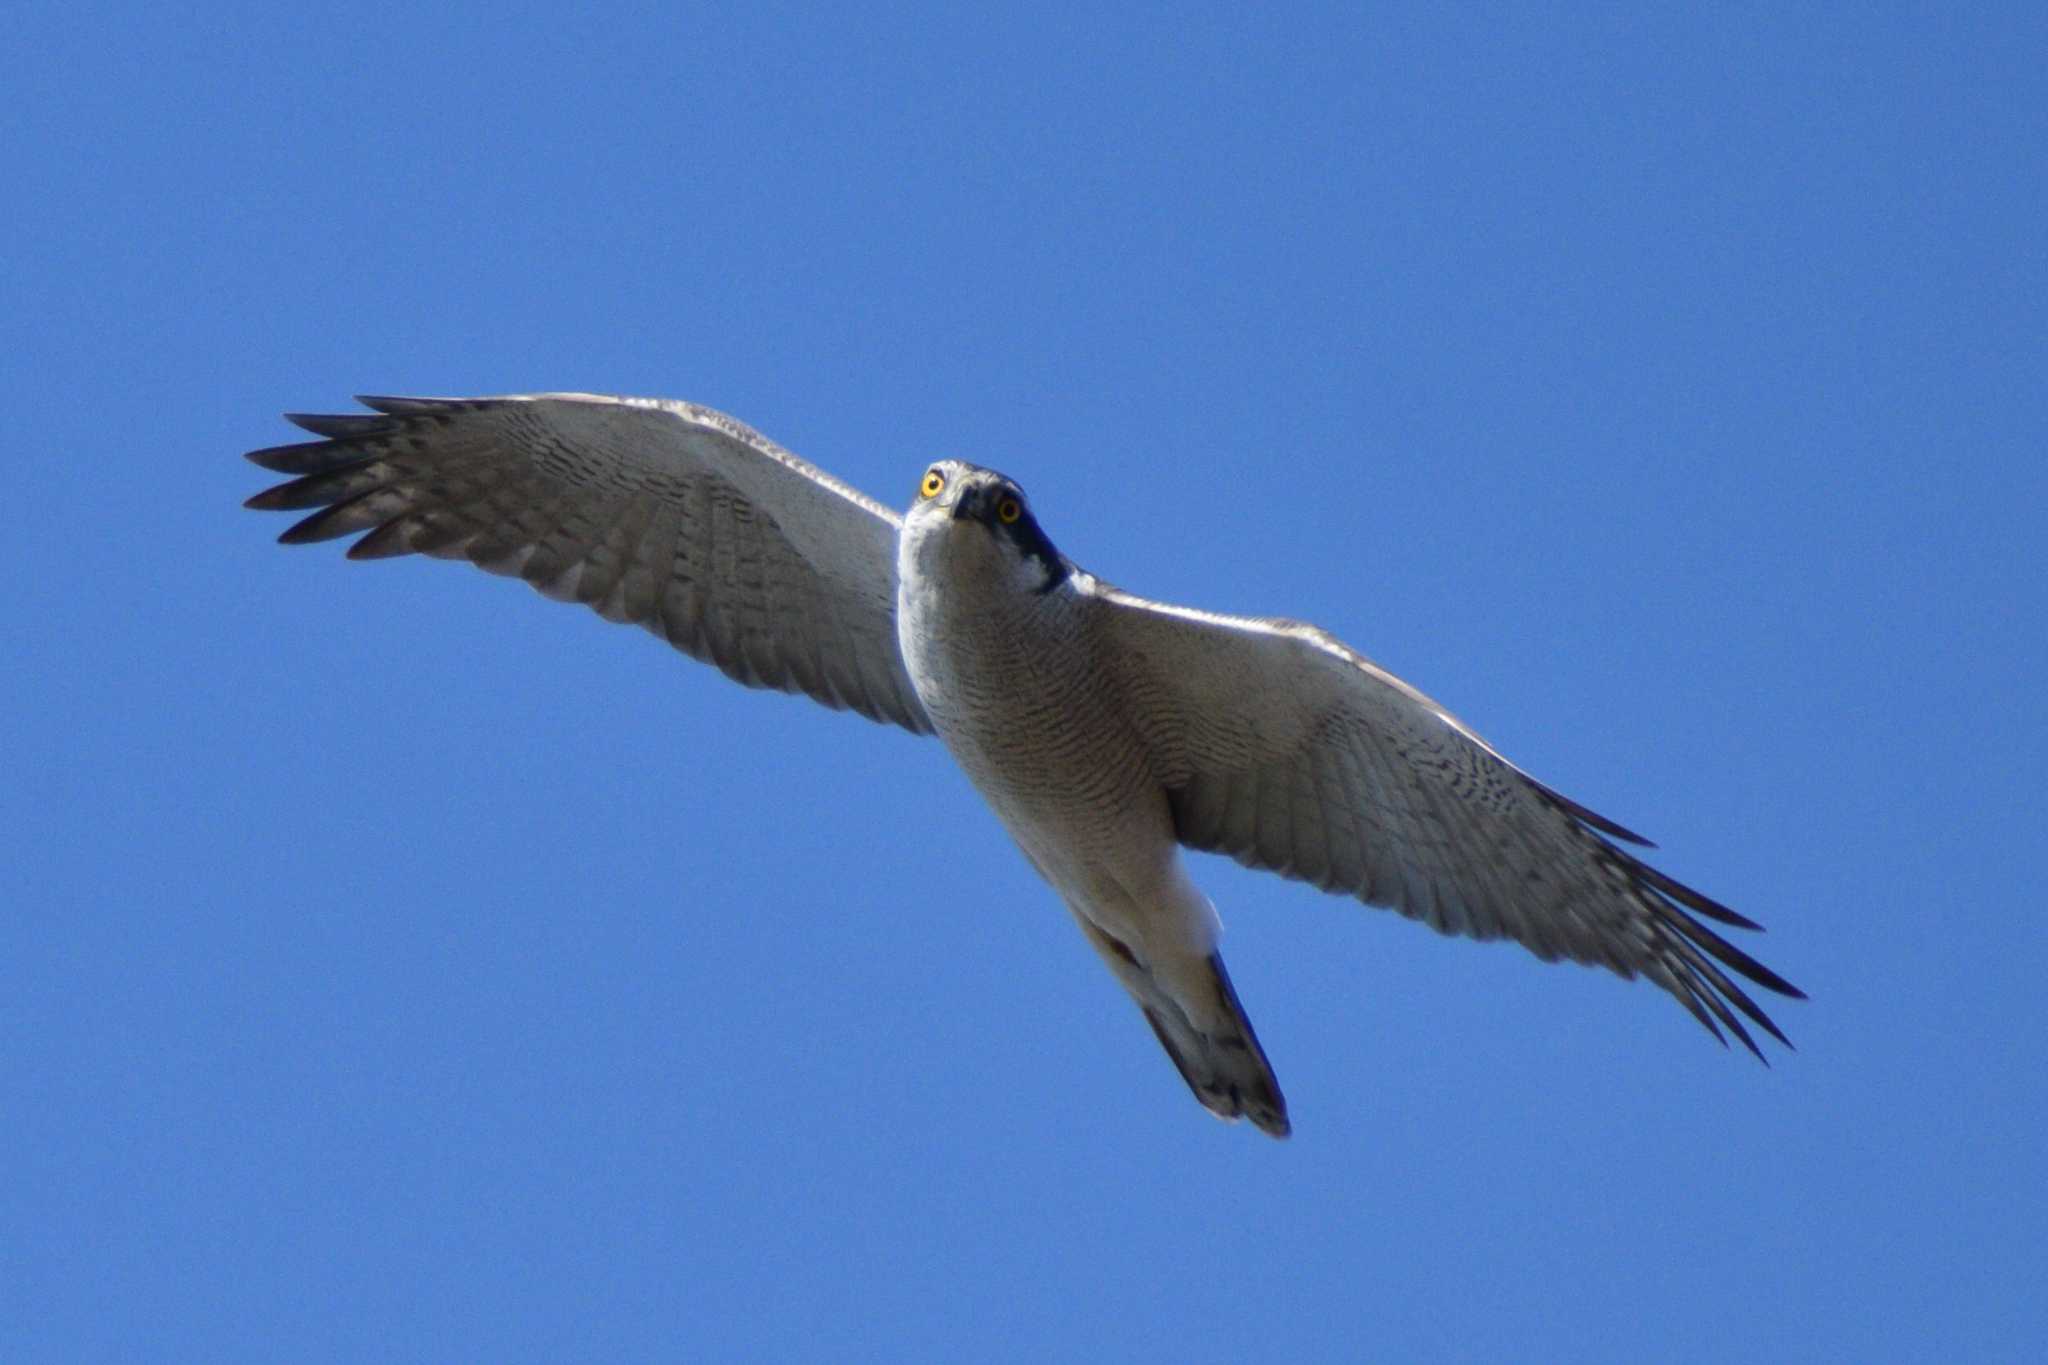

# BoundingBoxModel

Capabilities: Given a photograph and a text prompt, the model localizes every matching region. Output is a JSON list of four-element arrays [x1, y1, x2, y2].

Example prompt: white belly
[[895, 547, 1219, 959]]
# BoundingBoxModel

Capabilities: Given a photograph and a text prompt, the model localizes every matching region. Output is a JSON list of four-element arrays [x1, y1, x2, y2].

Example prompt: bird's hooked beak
[[949, 485, 985, 522]]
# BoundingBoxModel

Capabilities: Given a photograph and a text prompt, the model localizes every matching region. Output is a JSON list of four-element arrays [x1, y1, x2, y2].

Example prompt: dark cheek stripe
[[1002, 517, 1069, 594]]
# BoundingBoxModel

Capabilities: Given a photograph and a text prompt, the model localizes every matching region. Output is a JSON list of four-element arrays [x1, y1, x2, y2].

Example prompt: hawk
[[246, 393, 1803, 1137]]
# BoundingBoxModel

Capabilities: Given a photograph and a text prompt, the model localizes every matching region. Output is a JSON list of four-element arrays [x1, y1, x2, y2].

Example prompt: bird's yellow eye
[[997, 497, 1022, 525], [920, 470, 945, 499]]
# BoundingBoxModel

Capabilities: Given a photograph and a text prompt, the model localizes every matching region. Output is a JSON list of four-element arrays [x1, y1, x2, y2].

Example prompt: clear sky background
[[5, 4, 2043, 1361]]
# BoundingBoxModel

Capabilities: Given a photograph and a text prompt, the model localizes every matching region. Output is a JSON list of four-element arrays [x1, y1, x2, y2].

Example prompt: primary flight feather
[[246, 392, 1803, 1138]]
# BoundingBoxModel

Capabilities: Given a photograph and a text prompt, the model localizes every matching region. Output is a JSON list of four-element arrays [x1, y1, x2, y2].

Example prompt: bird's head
[[901, 459, 1069, 595]]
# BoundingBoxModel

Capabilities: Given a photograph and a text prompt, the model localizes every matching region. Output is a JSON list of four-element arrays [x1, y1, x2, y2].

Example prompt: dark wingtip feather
[[1532, 780, 1657, 848], [1681, 957, 1794, 1062], [1716, 1010, 1765, 1062], [246, 440, 357, 474], [1675, 954, 1763, 1059], [355, 394, 467, 415], [284, 411, 399, 439], [1646, 890, 1800, 1060], [1710, 983, 1768, 1060], [1556, 797, 1804, 1058], [1727, 984, 1794, 1051], [1672, 982, 1730, 1049], [276, 516, 338, 546], [277, 501, 365, 545], [245, 469, 352, 511], [345, 520, 418, 560], [1626, 856, 1764, 931], [1675, 911, 1805, 1002]]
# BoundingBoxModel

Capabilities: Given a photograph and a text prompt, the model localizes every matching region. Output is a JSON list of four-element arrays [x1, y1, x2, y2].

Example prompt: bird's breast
[[896, 564, 1158, 844]]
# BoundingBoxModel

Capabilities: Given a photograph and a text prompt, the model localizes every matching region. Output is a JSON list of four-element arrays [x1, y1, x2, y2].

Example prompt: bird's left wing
[[246, 394, 933, 732], [1083, 578, 1802, 1055]]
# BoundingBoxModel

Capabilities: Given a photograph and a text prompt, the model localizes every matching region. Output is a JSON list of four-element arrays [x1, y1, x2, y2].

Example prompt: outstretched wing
[[1085, 579, 1803, 1056], [245, 393, 934, 733]]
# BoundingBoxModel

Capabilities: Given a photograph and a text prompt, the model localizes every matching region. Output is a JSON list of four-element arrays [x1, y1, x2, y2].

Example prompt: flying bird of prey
[[245, 392, 1803, 1138]]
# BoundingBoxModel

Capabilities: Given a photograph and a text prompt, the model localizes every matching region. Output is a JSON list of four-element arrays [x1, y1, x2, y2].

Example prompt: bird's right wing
[[245, 393, 934, 733]]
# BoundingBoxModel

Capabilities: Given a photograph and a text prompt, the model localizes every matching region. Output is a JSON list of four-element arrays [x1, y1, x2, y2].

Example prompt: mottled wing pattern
[[1086, 581, 1803, 1055], [245, 394, 934, 733]]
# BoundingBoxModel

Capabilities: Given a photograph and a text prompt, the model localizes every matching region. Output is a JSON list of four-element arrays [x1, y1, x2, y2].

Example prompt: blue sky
[[5, 3, 2043, 1360]]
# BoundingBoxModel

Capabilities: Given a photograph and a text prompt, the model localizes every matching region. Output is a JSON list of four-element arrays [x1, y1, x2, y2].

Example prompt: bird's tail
[[1080, 920, 1290, 1138], [1139, 952, 1291, 1139]]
